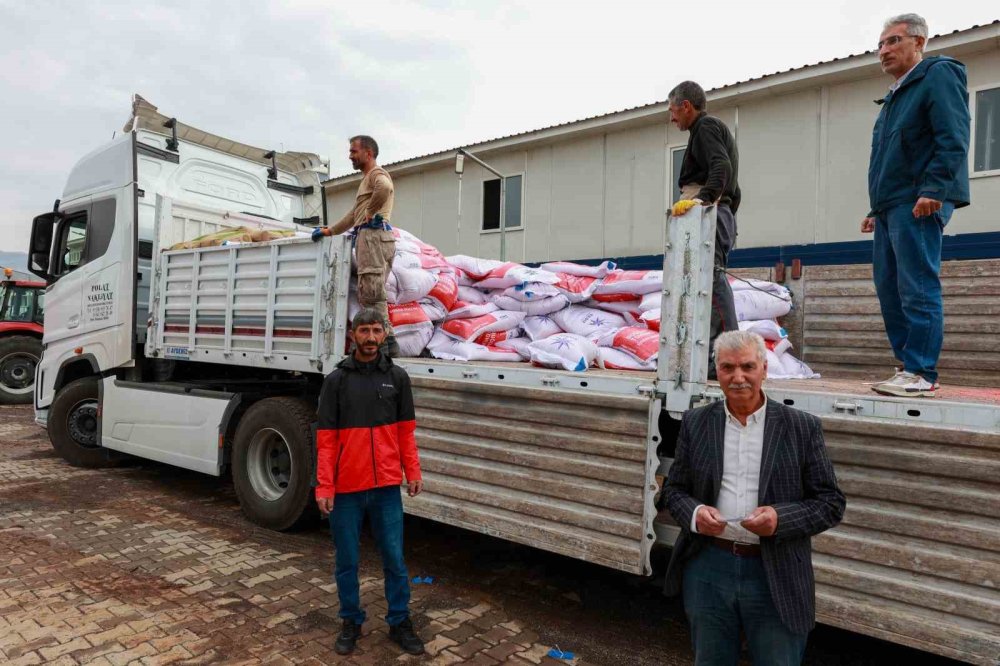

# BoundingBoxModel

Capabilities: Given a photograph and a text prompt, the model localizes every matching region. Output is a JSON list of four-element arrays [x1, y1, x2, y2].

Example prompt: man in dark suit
[[663, 331, 845, 665]]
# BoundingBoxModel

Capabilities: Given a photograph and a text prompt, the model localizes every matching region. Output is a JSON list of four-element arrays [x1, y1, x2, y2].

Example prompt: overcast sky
[[0, 0, 994, 252]]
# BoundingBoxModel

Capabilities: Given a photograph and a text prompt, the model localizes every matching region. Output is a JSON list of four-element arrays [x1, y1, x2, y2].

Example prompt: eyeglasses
[[877, 34, 915, 50]]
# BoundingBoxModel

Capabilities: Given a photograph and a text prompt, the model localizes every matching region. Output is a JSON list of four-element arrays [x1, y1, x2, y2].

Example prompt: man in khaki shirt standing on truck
[[314, 135, 399, 356]]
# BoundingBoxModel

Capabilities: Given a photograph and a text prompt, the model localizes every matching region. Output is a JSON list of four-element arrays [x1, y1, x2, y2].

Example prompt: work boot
[[383, 335, 401, 358], [334, 619, 362, 655], [388, 618, 425, 655]]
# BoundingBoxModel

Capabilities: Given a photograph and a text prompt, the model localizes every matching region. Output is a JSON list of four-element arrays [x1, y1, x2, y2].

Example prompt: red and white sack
[[587, 297, 642, 316], [594, 270, 663, 296], [475, 263, 560, 290], [455, 269, 476, 287], [387, 302, 434, 357], [598, 348, 654, 371], [539, 260, 617, 278], [425, 273, 459, 312], [522, 314, 563, 341], [495, 337, 532, 360], [446, 300, 499, 320], [457, 285, 489, 304], [446, 255, 505, 280], [392, 227, 444, 258], [738, 319, 787, 342], [553, 273, 600, 303], [474, 327, 523, 346], [639, 292, 662, 313], [596, 326, 659, 370], [388, 265, 437, 304], [418, 298, 448, 322], [528, 334, 599, 372], [640, 309, 660, 331], [767, 337, 792, 356], [493, 294, 569, 316], [426, 330, 523, 362], [501, 282, 562, 301], [440, 310, 526, 342], [551, 305, 626, 339], [733, 289, 792, 321], [393, 251, 451, 273]]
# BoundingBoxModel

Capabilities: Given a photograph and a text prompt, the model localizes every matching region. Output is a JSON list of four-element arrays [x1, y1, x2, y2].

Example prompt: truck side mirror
[[29, 212, 58, 281]]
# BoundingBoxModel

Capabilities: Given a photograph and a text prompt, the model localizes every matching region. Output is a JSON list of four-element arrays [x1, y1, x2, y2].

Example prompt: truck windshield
[[0, 285, 41, 323]]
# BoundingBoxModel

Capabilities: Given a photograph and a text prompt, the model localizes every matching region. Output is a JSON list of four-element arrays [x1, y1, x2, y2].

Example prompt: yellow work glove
[[671, 199, 701, 217]]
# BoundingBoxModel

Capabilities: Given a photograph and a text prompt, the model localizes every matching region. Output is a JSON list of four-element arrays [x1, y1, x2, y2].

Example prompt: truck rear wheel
[[48, 377, 114, 467], [232, 397, 317, 531], [0, 335, 42, 405]]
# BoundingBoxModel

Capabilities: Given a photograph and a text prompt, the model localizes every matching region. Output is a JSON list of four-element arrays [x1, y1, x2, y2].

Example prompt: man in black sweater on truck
[[668, 80, 741, 379]]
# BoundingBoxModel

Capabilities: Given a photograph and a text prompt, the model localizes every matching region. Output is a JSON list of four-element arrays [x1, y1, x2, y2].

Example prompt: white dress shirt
[[889, 60, 921, 93], [691, 396, 767, 544]]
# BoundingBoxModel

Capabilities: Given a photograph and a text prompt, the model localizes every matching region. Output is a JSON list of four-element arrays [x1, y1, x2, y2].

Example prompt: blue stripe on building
[[537, 231, 1000, 271]]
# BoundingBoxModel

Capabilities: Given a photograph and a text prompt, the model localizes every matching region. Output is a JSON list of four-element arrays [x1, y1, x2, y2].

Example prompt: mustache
[[726, 382, 753, 390]]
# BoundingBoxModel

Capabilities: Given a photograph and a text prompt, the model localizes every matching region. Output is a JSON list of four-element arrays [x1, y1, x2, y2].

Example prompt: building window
[[670, 147, 686, 205], [482, 175, 523, 231], [974, 86, 1000, 173]]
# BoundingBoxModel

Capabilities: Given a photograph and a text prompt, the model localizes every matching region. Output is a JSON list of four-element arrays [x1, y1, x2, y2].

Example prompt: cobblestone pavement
[[0, 405, 959, 666]]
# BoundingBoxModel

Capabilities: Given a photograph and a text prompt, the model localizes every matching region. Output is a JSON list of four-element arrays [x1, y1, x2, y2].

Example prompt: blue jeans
[[872, 202, 953, 383], [683, 547, 807, 666], [329, 485, 410, 626]]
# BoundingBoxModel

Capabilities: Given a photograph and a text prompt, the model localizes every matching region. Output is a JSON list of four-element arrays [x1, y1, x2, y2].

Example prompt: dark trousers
[[329, 485, 410, 626], [683, 547, 808, 666], [710, 205, 739, 360], [872, 202, 953, 383]]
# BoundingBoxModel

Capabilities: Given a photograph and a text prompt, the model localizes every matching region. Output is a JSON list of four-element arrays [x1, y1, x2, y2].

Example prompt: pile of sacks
[[347, 226, 817, 378]]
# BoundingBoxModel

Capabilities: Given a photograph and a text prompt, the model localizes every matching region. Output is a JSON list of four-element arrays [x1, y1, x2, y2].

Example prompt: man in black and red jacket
[[316, 308, 424, 656]]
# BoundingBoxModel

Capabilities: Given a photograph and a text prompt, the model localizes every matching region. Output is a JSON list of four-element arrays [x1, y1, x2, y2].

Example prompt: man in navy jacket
[[863, 13, 970, 398]]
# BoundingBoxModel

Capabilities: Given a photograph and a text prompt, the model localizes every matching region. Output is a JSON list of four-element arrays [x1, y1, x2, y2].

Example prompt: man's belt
[[354, 214, 392, 233], [711, 537, 761, 557]]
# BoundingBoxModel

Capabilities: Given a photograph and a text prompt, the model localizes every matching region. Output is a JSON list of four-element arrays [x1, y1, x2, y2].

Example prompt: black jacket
[[663, 399, 845, 635], [315, 353, 421, 498], [678, 113, 741, 212]]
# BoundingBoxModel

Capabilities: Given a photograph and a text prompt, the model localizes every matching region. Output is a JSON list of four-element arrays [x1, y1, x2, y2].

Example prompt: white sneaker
[[863, 367, 904, 386], [872, 371, 937, 398]]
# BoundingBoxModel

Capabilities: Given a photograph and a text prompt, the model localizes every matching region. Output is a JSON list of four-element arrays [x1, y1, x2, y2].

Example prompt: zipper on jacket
[[369, 426, 378, 486]]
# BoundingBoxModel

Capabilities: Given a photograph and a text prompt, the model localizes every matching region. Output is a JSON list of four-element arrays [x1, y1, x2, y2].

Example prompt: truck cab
[[0, 270, 45, 404]]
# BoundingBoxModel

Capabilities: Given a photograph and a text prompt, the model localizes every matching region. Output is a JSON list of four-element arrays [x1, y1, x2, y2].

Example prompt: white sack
[[765, 349, 820, 379], [387, 302, 434, 357], [729, 277, 791, 299], [552, 305, 626, 338], [522, 315, 563, 341], [733, 289, 792, 321], [639, 292, 662, 313], [587, 297, 642, 316], [539, 260, 617, 278], [493, 294, 570, 316], [495, 337, 532, 360], [418, 298, 448, 322], [388, 265, 437, 304], [528, 334, 599, 372], [457, 285, 489, 304], [738, 319, 787, 342], [393, 251, 451, 274], [598, 347, 656, 371], [502, 282, 562, 301], [640, 309, 660, 331], [596, 326, 659, 366]]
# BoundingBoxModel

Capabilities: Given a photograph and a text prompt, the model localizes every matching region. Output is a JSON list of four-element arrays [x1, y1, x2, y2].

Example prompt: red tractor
[[0, 268, 45, 404]]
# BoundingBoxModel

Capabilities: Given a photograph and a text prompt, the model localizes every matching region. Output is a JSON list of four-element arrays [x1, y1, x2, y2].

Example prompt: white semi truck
[[29, 98, 1000, 664]]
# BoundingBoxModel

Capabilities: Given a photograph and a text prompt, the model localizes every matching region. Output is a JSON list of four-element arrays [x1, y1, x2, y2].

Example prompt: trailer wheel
[[232, 397, 317, 531], [48, 377, 113, 467], [0, 336, 42, 405]]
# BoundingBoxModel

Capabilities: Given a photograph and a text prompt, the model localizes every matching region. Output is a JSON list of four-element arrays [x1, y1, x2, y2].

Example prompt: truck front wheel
[[0, 335, 42, 405], [48, 377, 113, 467], [232, 397, 317, 531]]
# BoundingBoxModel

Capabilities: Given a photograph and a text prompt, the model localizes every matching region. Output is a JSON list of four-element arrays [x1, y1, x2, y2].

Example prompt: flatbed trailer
[[29, 109, 1000, 664]]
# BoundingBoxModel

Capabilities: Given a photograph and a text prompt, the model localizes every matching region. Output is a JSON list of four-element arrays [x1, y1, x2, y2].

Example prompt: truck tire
[[48, 376, 113, 468], [232, 397, 317, 531], [0, 335, 42, 405]]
